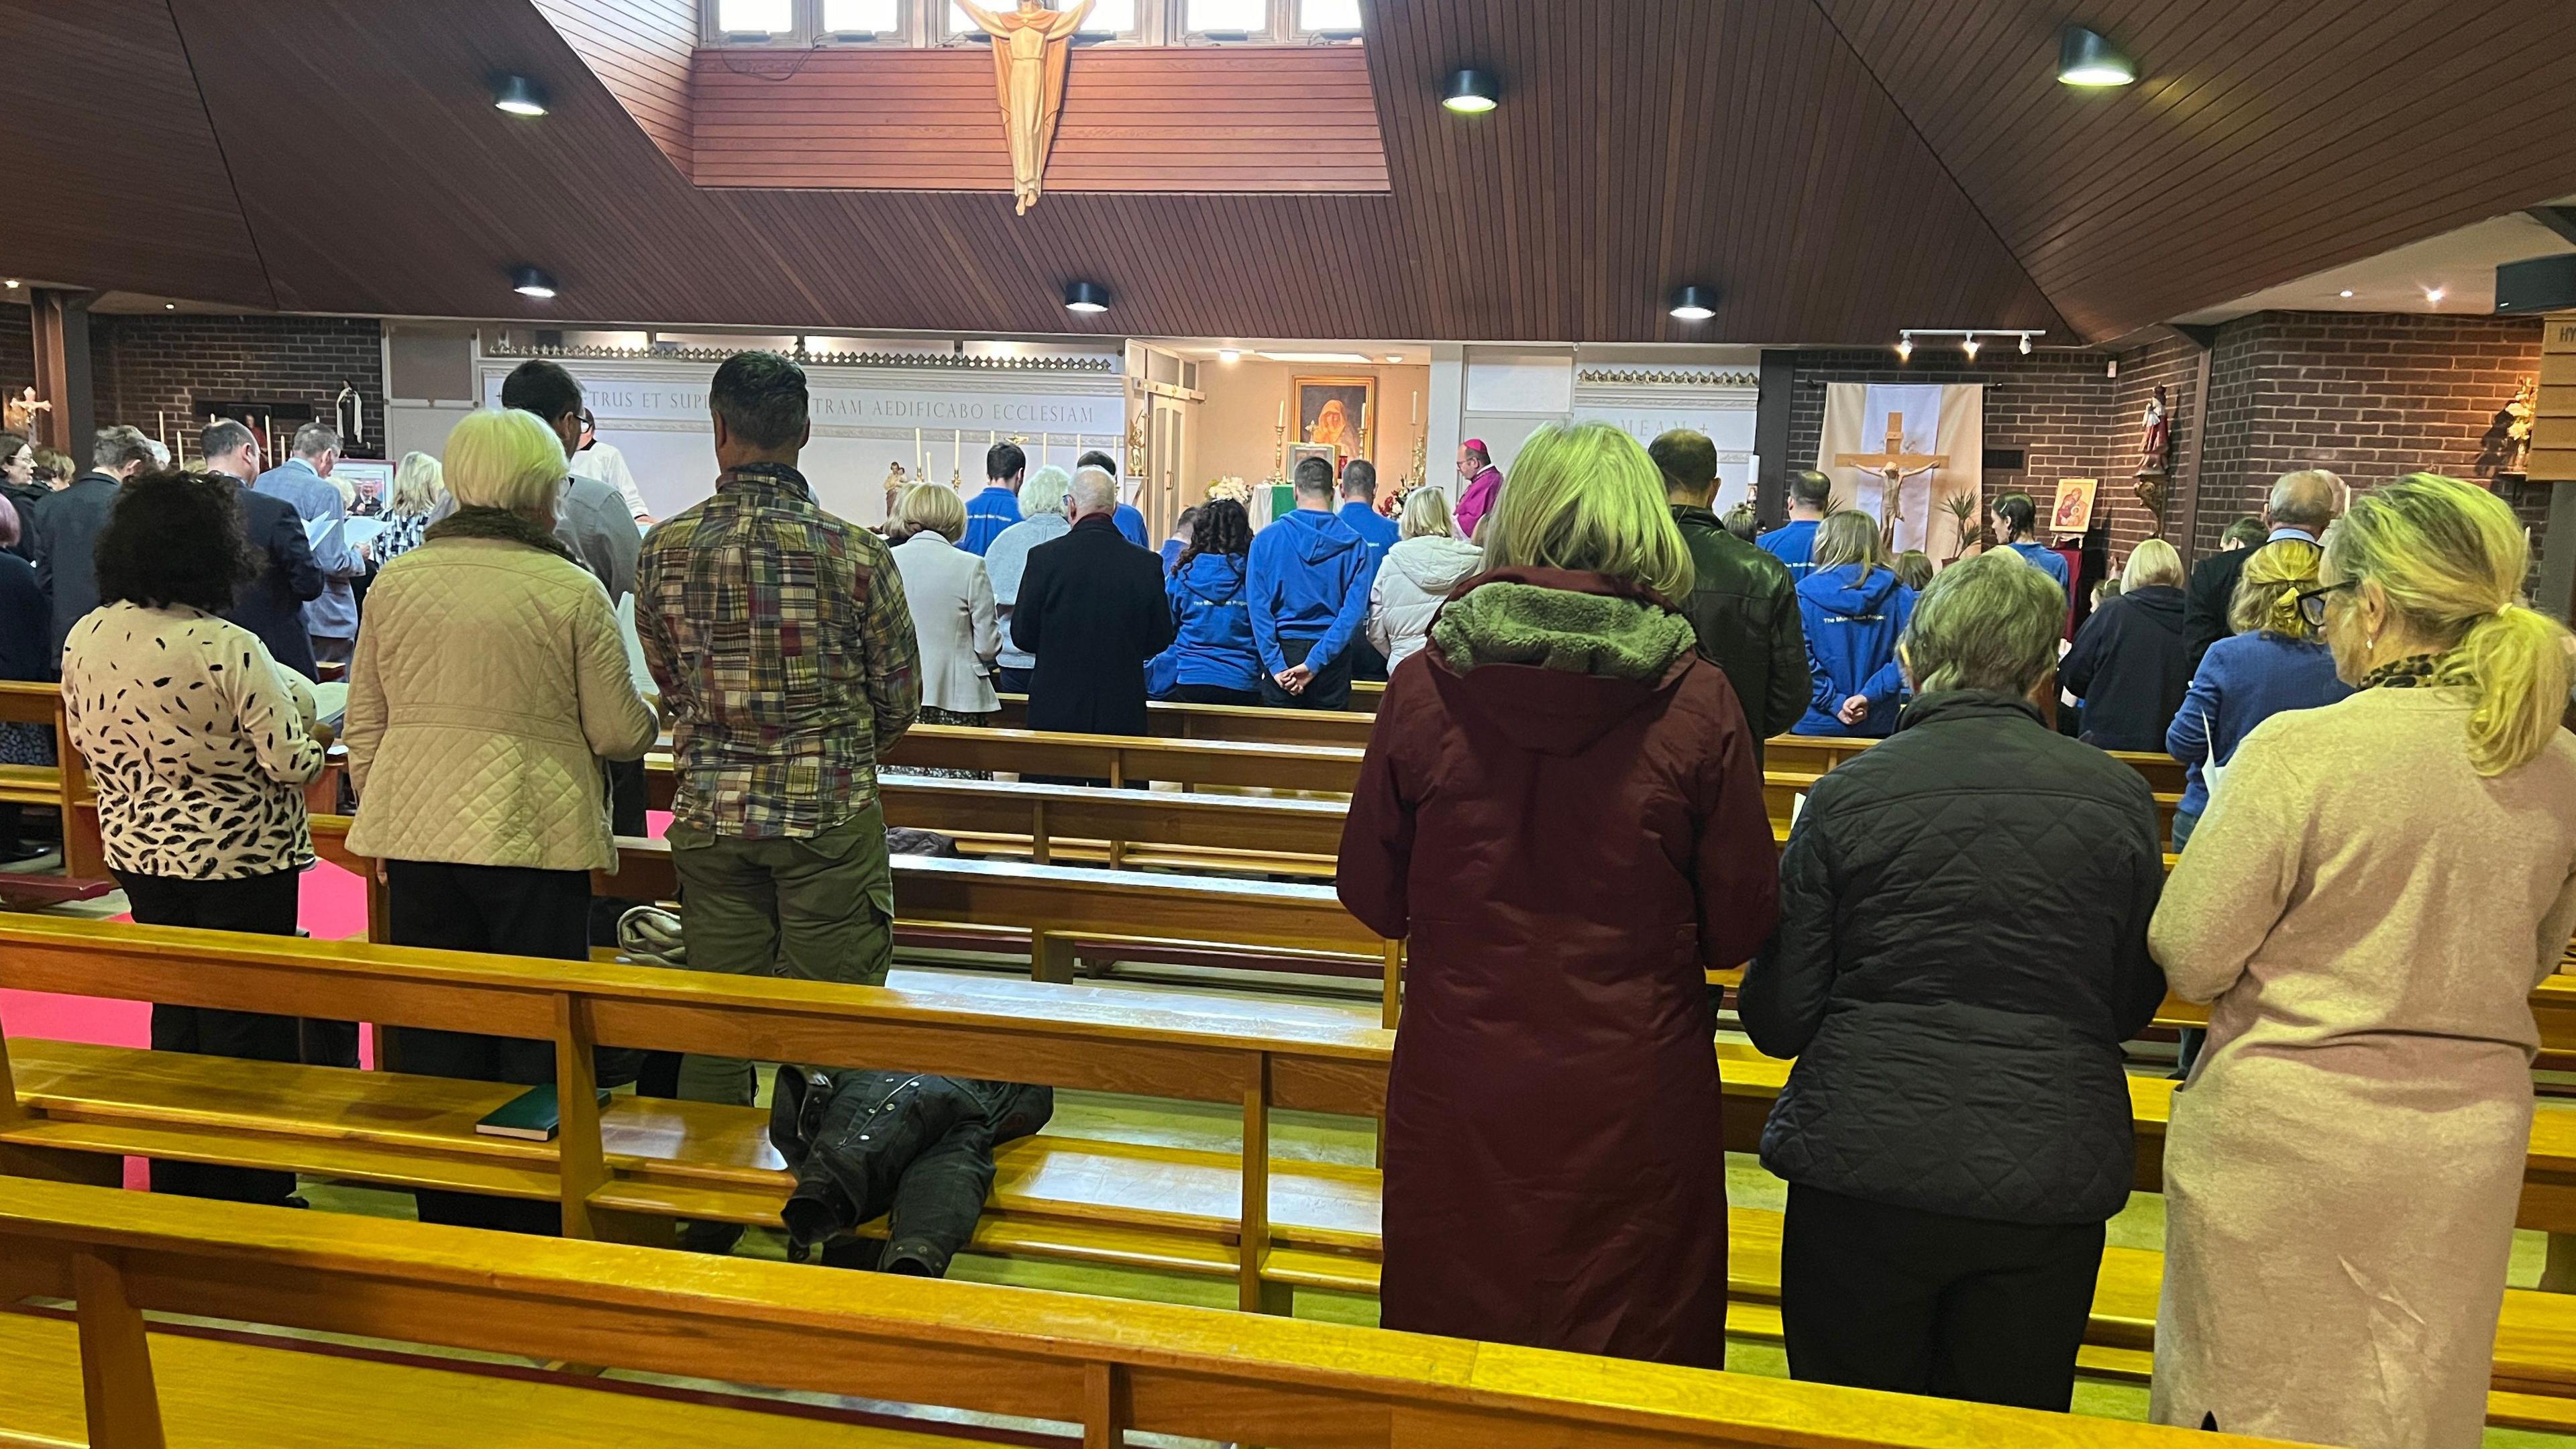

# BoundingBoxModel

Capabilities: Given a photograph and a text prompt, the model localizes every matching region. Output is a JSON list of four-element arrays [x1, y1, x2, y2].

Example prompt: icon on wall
[[1295, 376, 1376, 463]]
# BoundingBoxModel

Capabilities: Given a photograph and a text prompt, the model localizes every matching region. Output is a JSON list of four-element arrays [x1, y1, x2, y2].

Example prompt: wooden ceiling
[[7, 0, 2576, 344]]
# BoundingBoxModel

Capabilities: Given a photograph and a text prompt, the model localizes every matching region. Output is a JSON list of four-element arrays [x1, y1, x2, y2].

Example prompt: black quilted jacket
[[1739, 690, 2169, 1224]]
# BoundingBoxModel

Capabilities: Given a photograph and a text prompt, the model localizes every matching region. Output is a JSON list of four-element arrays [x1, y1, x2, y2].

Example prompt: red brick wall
[[91, 314, 386, 458], [2104, 335, 2204, 559], [2188, 311, 2546, 568]]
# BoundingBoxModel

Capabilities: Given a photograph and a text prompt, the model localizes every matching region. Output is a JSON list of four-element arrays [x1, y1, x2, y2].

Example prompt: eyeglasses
[[2295, 580, 2357, 627]]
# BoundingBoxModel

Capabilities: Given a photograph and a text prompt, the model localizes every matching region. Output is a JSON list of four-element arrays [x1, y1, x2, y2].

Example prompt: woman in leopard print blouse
[[60, 470, 332, 1208]]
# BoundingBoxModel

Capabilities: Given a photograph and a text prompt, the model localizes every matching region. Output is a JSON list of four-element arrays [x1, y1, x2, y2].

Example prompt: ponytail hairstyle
[[2228, 537, 2325, 640], [1991, 492, 2038, 541], [2321, 473, 2573, 776]]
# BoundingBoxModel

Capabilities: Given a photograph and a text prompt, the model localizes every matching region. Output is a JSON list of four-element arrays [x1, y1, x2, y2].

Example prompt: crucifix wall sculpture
[[1833, 412, 1948, 549]]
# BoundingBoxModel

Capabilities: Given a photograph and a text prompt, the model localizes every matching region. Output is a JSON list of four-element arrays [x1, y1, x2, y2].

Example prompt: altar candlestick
[[914, 428, 923, 479], [1411, 390, 1419, 426], [1277, 400, 1286, 429]]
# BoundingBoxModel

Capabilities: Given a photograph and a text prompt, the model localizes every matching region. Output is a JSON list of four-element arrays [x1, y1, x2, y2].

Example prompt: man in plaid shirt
[[637, 352, 920, 1152]]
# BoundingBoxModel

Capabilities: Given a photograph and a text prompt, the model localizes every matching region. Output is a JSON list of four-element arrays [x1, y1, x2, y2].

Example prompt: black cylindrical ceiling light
[[1442, 69, 1499, 113], [510, 265, 558, 299], [2057, 25, 2136, 87], [1063, 280, 1111, 314], [491, 73, 550, 116], [1667, 285, 1718, 321]]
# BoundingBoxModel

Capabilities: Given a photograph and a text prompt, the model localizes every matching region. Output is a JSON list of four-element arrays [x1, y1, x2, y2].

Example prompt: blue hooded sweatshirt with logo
[[1247, 508, 1373, 675], [1795, 563, 1916, 737], [1160, 551, 1261, 691]]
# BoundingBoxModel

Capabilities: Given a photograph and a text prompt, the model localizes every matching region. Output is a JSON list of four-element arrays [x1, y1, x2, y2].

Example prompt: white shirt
[[572, 441, 652, 521]]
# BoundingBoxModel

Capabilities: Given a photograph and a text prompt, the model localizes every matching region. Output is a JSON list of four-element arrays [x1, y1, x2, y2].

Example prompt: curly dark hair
[[1175, 497, 1250, 574], [95, 470, 260, 614]]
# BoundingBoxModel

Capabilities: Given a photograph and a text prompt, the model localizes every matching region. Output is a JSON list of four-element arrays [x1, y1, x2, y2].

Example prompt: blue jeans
[[2169, 806, 2202, 853]]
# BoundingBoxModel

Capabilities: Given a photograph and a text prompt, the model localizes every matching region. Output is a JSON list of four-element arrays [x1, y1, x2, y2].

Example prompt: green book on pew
[[474, 1084, 611, 1142]]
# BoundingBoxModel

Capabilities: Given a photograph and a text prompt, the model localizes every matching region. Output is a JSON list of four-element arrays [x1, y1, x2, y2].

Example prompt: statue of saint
[[957, 0, 1095, 215], [2137, 384, 2171, 476]]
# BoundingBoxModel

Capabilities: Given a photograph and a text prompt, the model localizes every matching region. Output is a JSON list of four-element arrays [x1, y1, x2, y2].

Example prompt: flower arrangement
[[1203, 477, 1253, 509]]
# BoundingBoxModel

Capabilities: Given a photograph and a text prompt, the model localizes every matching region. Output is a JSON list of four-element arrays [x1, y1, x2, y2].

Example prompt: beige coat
[[2148, 687, 2576, 1448], [345, 536, 659, 872], [891, 531, 1000, 715]]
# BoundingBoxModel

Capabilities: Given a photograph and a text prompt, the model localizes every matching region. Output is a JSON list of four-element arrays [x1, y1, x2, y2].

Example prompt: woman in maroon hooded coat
[[1337, 422, 1778, 1368]]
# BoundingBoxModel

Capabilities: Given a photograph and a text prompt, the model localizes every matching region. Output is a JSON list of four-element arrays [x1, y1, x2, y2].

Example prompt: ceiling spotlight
[[1063, 280, 1110, 314], [1217, 347, 1240, 364], [1894, 335, 1913, 362], [2057, 25, 2137, 87], [1962, 335, 1981, 359], [2339, 288, 2355, 299], [1384, 354, 1403, 363], [490, 73, 550, 117], [1442, 69, 1499, 114], [2019, 333, 2033, 354], [509, 265, 558, 299], [162, 302, 176, 310], [1667, 284, 1718, 321], [2, 280, 17, 290], [2424, 286, 2447, 303]]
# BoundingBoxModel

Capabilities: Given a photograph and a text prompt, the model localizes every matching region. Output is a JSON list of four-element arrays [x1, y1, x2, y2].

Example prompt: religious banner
[[1813, 383, 1984, 557]]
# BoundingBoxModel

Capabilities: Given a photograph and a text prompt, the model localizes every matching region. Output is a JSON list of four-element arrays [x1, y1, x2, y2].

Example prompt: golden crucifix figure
[[957, 0, 1095, 215], [1833, 411, 1947, 550]]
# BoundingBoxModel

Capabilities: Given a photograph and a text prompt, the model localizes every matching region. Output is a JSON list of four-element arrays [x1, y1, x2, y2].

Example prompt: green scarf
[[1431, 582, 1697, 682]]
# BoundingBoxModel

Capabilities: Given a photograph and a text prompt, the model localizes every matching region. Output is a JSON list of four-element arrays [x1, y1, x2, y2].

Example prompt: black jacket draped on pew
[[1011, 514, 1175, 737], [1740, 690, 2169, 1225], [769, 1065, 1053, 1275]]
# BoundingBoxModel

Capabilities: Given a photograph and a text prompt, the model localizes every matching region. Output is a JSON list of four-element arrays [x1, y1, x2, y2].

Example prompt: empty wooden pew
[[303, 814, 1406, 1024], [991, 692, 1381, 747], [0, 1176, 2291, 1449]]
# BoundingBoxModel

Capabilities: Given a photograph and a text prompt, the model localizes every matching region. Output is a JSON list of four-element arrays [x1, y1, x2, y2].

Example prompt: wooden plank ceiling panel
[[15, 0, 2576, 343], [533, 0, 696, 172], [1815, 0, 2576, 337], [689, 47, 1389, 191], [0, 0, 270, 307]]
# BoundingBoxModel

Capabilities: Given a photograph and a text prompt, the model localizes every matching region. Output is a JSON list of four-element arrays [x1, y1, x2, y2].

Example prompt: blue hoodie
[[1796, 563, 1915, 737], [1247, 507, 1371, 674], [1159, 551, 1261, 692], [1758, 518, 1820, 582], [961, 486, 1021, 555], [1337, 500, 1399, 568], [2004, 540, 2072, 592], [1113, 502, 1151, 550]]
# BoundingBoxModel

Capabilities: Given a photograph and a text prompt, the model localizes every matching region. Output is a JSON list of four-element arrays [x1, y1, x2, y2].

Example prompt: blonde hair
[[2322, 473, 2573, 775], [1478, 422, 1691, 598], [896, 482, 967, 543], [1400, 488, 1455, 541], [1022, 464, 1073, 520], [443, 408, 567, 513], [388, 451, 447, 519], [2229, 537, 2324, 639], [1811, 509, 1888, 576], [1893, 549, 1934, 591], [2121, 537, 2184, 592]]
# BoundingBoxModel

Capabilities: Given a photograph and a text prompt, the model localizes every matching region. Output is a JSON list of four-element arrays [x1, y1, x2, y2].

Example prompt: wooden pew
[[881, 774, 1348, 875], [1762, 730, 2188, 797], [7, 916, 2576, 1428], [303, 814, 1407, 1025], [991, 692, 1379, 747], [0, 1176, 2280, 1449], [0, 680, 107, 902]]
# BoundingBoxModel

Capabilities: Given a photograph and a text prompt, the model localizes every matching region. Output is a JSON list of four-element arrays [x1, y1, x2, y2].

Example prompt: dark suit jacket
[[33, 472, 121, 667], [1011, 514, 1177, 737], [2181, 545, 2250, 669], [227, 480, 325, 680], [0, 481, 46, 564]]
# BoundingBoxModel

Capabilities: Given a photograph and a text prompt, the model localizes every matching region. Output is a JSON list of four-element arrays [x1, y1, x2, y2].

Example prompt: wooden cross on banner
[[1833, 411, 1948, 547]]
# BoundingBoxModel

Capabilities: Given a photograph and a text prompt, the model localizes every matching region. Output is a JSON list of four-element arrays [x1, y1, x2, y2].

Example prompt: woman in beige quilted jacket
[[343, 407, 657, 1235]]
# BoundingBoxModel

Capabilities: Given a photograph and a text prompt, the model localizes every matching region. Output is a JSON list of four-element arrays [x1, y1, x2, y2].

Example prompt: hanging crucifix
[[1833, 412, 1948, 550], [957, 0, 1094, 215]]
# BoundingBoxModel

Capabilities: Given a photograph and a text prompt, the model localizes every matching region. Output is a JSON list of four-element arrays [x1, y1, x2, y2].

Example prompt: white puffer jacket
[[345, 534, 659, 873], [1366, 534, 1486, 669]]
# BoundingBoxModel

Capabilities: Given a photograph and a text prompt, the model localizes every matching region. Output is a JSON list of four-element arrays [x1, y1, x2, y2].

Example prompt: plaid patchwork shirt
[[636, 463, 920, 839]]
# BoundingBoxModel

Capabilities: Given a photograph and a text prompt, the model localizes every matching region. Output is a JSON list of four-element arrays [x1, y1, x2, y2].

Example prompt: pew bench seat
[[13, 1035, 2576, 1423], [0, 1303, 985, 1448]]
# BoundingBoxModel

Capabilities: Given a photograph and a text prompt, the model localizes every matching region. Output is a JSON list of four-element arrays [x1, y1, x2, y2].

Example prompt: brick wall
[[2184, 311, 2546, 575], [91, 314, 386, 458], [2104, 335, 2204, 559]]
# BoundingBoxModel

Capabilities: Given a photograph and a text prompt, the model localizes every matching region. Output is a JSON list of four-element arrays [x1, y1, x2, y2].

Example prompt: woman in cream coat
[[1366, 488, 1485, 672], [2149, 474, 2576, 1448], [344, 407, 658, 1235], [889, 482, 1000, 777]]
